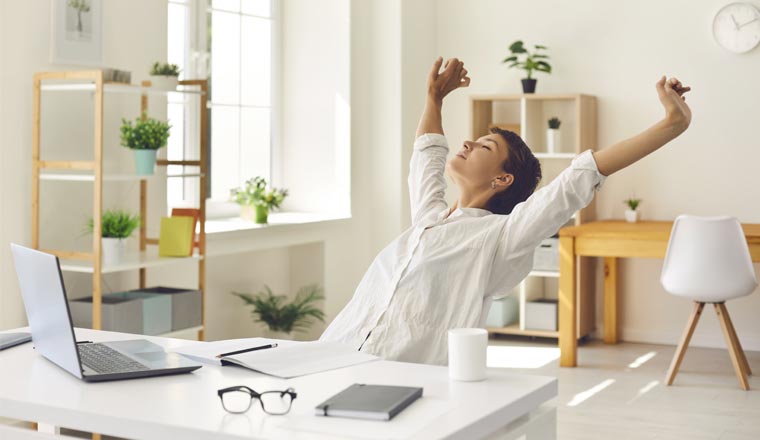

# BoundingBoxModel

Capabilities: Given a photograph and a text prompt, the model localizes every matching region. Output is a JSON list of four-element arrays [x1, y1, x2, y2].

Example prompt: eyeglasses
[[217, 386, 297, 415]]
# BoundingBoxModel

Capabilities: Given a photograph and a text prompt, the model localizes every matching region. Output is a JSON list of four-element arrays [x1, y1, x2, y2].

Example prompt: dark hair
[[486, 128, 542, 215]]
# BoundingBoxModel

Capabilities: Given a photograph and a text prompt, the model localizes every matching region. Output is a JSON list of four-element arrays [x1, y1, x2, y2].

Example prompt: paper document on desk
[[173, 338, 378, 378]]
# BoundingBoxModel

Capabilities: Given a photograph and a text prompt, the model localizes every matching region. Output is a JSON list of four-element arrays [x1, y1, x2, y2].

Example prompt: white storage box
[[533, 238, 559, 272], [486, 296, 519, 327], [525, 299, 558, 331]]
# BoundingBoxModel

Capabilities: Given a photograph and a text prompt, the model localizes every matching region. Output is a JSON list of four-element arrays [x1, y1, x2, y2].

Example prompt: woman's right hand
[[656, 76, 692, 132], [427, 57, 470, 103]]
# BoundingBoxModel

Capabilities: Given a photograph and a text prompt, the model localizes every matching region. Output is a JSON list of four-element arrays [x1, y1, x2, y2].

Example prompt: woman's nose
[[463, 142, 472, 151]]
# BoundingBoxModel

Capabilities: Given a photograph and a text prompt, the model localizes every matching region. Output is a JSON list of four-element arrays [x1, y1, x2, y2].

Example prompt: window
[[167, 0, 277, 208]]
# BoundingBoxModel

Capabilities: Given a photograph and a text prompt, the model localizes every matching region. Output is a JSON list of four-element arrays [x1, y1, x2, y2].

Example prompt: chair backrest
[[661, 215, 758, 302]]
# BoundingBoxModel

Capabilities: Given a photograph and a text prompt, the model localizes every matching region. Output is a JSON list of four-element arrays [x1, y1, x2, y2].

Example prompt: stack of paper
[[172, 338, 378, 378]]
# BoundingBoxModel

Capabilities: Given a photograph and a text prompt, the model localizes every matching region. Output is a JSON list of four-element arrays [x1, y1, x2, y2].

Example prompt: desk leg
[[559, 236, 577, 367], [603, 257, 618, 344]]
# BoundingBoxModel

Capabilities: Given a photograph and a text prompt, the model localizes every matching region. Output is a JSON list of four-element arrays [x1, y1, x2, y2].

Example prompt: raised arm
[[593, 76, 692, 176], [409, 58, 471, 225], [415, 57, 471, 137], [497, 76, 692, 260]]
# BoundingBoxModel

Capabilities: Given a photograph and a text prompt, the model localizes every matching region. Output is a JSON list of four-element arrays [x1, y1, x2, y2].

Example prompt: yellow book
[[158, 216, 194, 257]]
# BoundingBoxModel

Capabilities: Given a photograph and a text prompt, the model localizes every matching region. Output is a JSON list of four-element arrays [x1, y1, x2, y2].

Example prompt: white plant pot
[[624, 209, 639, 223], [546, 128, 561, 154], [101, 237, 126, 266], [149, 75, 178, 91]]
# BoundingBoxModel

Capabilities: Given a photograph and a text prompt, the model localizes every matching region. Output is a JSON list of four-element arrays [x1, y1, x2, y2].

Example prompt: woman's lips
[[456, 153, 466, 160]]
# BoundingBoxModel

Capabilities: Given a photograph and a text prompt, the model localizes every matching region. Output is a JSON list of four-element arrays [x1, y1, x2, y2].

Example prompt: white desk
[[0, 328, 557, 440]]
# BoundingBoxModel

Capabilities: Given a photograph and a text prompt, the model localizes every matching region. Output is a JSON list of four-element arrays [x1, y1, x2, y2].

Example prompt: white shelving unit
[[32, 70, 209, 340], [472, 93, 597, 339]]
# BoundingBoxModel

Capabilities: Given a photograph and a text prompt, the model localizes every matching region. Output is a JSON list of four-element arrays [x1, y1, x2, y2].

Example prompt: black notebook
[[315, 383, 423, 421]]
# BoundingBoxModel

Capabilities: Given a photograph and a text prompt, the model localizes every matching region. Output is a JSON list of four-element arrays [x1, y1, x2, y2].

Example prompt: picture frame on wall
[[50, 0, 102, 66]]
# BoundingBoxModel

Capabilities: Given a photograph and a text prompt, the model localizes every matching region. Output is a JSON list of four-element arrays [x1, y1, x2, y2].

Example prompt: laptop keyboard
[[78, 343, 150, 374]]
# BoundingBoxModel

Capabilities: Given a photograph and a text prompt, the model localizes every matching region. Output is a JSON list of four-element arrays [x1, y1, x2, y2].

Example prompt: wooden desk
[[558, 220, 760, 367]]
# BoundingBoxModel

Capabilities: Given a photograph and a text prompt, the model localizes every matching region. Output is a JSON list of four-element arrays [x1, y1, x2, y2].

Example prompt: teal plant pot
[[134, 149, 157, 175]]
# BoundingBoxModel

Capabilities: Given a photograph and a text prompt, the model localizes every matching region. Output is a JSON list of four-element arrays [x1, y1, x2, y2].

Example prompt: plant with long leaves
[[232, 284, 325, 334], [86, 209, 140, 239], [502, 40, 552, 79]]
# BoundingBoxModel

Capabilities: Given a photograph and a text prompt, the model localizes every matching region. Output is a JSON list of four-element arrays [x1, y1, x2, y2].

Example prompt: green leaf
[[508, 40, 526, 53], [534, 44, 548, 50], [502, 55, 518, 63]]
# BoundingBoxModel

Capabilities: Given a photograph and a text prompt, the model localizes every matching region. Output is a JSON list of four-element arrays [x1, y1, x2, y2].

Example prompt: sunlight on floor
[[567, 379, 615, 407], [486, 344, 560, 369], [627, 351, 657, 369], [627, 380, 660, 404]]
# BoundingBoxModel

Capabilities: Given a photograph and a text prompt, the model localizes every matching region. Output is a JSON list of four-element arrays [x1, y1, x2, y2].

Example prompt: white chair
[[661, 215, 757, 390]]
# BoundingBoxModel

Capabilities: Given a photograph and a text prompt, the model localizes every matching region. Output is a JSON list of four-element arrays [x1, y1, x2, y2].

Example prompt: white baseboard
[[618, 328, 760, 352]]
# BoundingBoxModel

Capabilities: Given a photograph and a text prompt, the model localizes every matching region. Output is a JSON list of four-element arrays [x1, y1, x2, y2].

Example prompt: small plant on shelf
[[85, 209, 140, 265], [120, 113, 171, 175], [149, 61, 181, 77], [149, 61, 181, 91], [232, 284, 326, 337], [230, 176, 288, 224], [546, 116, 562, 153], [502, 40, 551, 93], [623, 198, 642, 223]]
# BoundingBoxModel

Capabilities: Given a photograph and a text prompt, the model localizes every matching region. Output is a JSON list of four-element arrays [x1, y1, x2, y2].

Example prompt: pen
[[215, 343, 278, 358]]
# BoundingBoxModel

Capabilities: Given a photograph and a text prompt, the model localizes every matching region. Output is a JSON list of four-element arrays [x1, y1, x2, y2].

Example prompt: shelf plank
[[528, 270, 560, 278], [533, 153, 576, 160], [39, 172, 203, 182], [60, 252, 203, 274], [487, 324, 559, 338], [40, 82, 205, 95]]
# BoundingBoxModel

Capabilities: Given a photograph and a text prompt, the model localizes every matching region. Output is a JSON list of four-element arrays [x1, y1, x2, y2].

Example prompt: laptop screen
[[10, 244, 83, 379]]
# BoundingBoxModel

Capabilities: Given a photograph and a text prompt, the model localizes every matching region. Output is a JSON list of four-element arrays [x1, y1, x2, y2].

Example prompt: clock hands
[[731, 13, 740, 30], [737, 17, 759, 29]]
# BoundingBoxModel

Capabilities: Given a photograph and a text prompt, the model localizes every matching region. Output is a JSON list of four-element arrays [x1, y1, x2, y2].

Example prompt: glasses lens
[[221, 390, 253, 414], [259, 391, 294, 415]]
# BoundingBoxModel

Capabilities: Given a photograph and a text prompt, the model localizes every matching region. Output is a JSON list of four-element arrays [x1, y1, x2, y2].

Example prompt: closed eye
[[483, 146, 491, 151]]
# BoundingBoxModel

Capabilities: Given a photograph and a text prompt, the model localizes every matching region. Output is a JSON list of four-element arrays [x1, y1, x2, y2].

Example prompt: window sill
[[205, 211, 351, 235]]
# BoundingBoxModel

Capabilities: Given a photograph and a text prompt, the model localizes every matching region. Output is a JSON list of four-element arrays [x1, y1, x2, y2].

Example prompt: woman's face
[[446, 133, 510, 190]]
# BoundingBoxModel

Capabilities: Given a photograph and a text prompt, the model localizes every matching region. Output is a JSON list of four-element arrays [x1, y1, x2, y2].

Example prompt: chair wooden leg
[[720, 303, 752, 376], [715, 303, 750, 390], [666, 302, 704, 386]]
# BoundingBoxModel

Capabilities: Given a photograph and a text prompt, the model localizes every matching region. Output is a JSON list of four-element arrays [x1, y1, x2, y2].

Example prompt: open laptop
[[10, 243, 202, 382]]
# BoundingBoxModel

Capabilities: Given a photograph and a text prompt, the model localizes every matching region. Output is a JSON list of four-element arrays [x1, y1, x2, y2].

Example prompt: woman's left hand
[[656, 76, 692, 131]]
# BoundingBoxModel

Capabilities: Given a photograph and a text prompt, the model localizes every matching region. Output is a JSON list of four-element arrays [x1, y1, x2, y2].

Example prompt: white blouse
[[320, 133, 606, 365]]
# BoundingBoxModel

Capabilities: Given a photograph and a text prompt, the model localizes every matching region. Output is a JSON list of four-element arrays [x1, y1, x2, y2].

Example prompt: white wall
[[433, 0, 760, 350], [0, 0, 394, 345]]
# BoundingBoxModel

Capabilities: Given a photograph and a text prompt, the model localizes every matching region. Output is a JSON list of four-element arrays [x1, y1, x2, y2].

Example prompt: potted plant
[[230, 176, 288, 224], [624, 198, 642, 223], [547, 117, 561, 153], [232, 284, 326, 339], [149, 61, 181, 91], [502, 40, 552, 93], [86, 209, 140, 265], [120, 113, 171, 175]]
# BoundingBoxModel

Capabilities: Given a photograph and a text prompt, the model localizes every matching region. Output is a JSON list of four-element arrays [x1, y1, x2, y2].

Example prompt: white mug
[[448, 328, 488, 381]]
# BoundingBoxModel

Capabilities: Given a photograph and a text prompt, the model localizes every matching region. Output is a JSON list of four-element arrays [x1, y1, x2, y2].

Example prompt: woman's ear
[[493, 173, 514, 191]]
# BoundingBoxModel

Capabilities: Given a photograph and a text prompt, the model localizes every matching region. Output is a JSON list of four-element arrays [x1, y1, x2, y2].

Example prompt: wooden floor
[[487, 337, 760, 440]]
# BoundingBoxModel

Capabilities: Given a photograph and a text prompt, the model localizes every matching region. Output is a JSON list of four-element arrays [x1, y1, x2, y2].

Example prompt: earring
[[491, 181, 496, 189]]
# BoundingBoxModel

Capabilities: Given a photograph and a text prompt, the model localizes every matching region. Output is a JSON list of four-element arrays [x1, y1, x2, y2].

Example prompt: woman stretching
[[320, 57, 692, 365]]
